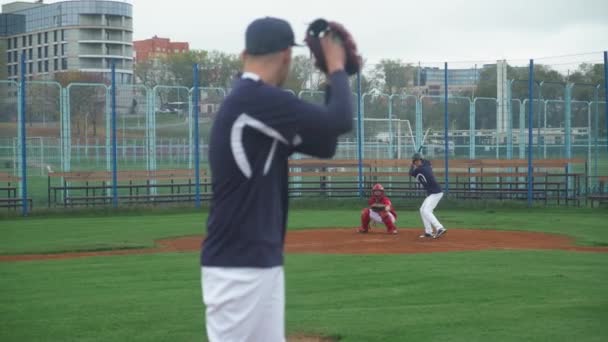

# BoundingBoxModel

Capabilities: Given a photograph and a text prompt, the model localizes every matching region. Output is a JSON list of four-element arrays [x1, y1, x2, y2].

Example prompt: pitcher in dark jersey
[[201, 17, 353, 341]]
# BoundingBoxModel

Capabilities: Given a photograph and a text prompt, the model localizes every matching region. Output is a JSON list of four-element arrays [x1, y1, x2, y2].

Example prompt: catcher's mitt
[[304, 18, 362, 76], [370, 203, 387, 212]]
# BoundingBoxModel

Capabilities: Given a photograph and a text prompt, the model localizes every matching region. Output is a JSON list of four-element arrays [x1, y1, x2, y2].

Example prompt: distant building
[[133, 36, 189, 63], [415, 66, 484, 96], [0, 37, 7, 80], [0, 0, 134, 83]]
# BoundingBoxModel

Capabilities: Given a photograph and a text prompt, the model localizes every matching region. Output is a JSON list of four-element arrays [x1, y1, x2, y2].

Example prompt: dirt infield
[[288, 335, 336, 342], [1, 228, 606, 262]]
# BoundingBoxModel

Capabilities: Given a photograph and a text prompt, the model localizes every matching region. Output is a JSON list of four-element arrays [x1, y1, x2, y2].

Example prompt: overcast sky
[[3, 0, 608, 69]]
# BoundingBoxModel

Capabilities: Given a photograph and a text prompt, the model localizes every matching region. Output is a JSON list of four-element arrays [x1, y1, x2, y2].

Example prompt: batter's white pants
[[202, 266, 285, 342], [420, 192, 444, 234]]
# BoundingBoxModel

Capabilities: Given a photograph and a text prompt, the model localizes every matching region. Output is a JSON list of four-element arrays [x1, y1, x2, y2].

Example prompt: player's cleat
[[358, 227, 369, 233], [434, 228, 447, 239], [387, 228, 398, 235], [419, 233, 434, 238]]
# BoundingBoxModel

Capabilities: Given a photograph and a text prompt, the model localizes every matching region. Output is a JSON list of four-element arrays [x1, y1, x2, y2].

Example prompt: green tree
[[134, 58, 173, 89], [163, 50, 243, 88], [370, 59, 415, 94], [54, 71, 106, 138], [202, 51, 242, 88], [476, 64, 565, 100], [284, 54, 314, 94], [165, 50, 208, 87], [534, 65, 566, 100], [351, 73, 372, 95], [568, 63, 605, 101]]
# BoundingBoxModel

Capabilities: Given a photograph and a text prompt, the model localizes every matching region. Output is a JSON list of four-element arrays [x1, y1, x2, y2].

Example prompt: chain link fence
[[1, 56, 607, 211]]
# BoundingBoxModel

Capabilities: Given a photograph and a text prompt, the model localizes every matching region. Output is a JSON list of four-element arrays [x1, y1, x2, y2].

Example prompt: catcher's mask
[[372, 183, 385, 199]]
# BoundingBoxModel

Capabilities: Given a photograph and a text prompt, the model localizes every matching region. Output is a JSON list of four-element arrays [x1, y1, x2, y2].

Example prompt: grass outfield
[[0, 252, 606, 341], [1, 207, 607, 341]]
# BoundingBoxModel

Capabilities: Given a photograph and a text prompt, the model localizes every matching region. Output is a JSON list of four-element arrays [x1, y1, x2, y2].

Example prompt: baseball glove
[[370, 203, 387, 212], [304, 18, 362, 76]]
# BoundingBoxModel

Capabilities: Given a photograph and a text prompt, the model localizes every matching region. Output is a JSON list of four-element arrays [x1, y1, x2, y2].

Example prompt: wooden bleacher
[[0, 172, 32, 210], [288, 158, 586, 205], [44, 158, 591, 207], [47, 169, 210, 207], [588, 176, 608, 208]]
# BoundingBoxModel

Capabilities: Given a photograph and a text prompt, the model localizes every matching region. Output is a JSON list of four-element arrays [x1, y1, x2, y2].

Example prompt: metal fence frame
[[3, 54, 608, 213]]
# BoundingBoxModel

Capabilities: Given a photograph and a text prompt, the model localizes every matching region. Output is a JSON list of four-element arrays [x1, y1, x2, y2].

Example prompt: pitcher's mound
[[287, 334, 337, 342], [2, 228, 606, 262], [282, 228, 607, 254]]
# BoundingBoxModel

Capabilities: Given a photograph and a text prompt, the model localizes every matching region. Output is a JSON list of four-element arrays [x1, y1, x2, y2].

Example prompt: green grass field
[[1, 206, 608, 341]]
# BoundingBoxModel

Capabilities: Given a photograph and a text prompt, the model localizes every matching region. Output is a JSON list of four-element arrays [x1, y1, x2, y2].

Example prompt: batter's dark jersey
[[201, 71, 353, 268], [409, 160, 443, 195]]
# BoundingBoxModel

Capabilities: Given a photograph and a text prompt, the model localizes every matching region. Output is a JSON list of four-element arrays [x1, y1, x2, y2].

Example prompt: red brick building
[[133, 36, 189, 63]]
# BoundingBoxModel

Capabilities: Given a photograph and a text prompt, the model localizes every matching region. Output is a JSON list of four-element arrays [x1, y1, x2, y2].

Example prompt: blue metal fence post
[[19, 53, 28, 216], [357, 72, 364, 197], [193, 64, 201, 208], [388, 95, 393, 158], [507, 80, 514, 160], [537, 82, 544, 158], [594, 85, 600, 184], [604, 51, 608, 153], [527, 60, 534, 207], [564, 83, 573, 197], [469, 99, 476, 159], [111, 61, 118, 208], [444, 62, 449, 193]]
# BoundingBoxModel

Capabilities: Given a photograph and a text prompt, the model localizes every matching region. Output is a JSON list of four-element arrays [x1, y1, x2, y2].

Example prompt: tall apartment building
[[0, 0, 134, 83]]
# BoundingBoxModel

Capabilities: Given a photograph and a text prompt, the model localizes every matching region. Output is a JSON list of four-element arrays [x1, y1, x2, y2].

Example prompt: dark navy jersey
[[409, 160, 443, 195], [201, 71, 353, 268]]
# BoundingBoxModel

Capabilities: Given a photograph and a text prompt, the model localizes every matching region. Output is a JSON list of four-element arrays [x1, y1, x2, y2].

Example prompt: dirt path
[[1, 228, 606, 262]]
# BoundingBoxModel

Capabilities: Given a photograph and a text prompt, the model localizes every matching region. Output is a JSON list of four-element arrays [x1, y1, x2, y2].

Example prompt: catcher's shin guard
[[380, 211, 397, 233], [359, 208, 371, 233]]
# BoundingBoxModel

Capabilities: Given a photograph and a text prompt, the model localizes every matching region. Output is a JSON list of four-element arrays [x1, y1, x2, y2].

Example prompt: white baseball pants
[[369, 211, 396, 224], [420, 192, 444, 234], [202, 266, 285, 342]]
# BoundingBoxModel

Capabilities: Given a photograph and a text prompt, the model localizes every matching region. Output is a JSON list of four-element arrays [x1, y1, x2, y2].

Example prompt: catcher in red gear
[[358, 183, 398, 234]]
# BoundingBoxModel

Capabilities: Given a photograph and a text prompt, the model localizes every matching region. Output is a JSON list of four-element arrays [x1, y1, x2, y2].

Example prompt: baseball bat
[[417, 128, 431, 153], [406, 121, 416, 152]]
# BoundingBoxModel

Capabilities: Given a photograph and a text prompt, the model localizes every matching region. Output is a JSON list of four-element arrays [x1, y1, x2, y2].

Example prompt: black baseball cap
[[245, 17, 300, 55], [412, 153, 423, 161]]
